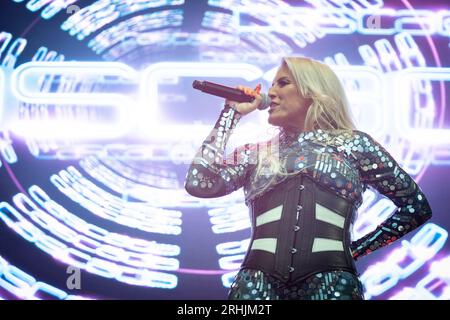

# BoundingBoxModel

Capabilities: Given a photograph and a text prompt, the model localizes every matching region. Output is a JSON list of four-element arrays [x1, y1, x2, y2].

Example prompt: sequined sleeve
[[349, 131, 432, 260], [184, 105, 255, 198]]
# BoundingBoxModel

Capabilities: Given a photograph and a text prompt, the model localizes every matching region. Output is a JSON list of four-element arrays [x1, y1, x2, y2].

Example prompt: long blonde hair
[[249, 57, 356, 199]]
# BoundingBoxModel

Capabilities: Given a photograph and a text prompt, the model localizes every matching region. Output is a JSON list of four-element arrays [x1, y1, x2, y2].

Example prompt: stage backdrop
[[0, 0, 449, 300]]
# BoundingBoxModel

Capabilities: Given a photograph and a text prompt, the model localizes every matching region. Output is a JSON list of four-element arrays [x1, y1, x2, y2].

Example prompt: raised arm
[[349, 131, 432, 260], [184, 105, 256, 198]]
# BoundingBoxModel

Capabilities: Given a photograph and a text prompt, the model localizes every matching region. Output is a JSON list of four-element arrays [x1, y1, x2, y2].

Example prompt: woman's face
[[268, 64, 311, 131]]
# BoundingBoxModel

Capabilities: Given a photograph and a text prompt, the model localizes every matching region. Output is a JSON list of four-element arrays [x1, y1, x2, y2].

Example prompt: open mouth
[[269, 104, 279, 113]]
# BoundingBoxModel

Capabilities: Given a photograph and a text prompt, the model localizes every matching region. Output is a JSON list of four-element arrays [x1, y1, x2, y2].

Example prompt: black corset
[[242, 173, 358, 283]]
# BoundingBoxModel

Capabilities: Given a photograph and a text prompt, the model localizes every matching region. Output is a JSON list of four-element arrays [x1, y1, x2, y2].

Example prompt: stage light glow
[[360, 223, 448, 299], [40, 0, 79, 19], [0, 68, 4, 124], [440, 11, 450, 36], [49, 165, 183, 235], [0, 59, 445, 169], [2, 37, 27, 69], [0, 32, 13, 58], [208, 204, 250, 234], [390, 255, 450, 300], [10, 61, 138, 139], [235, 6, 356, 35], [87, 10, 184, 55], [352, 189, 397, 241], [331, 66, 386, 136], [393, 67, 450, 145], [236, 7, 450, 37], [358, 9, 397, 35], [62, 1, 184, 40], [216, 240, 250, 256], [218, 255, 245, 270], [139, 62, 264, 140], [0, 186, 182, 289], [394, 9, 437, 36], [216, 239, 248, 288], [1, 0, 449, 300]]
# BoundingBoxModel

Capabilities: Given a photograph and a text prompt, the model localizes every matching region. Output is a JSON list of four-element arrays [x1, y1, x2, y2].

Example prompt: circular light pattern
[[0, 0, 449, 300]]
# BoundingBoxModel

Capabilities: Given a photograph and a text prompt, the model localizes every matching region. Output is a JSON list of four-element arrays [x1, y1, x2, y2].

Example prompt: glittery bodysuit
[[185, 105, 432, 300]]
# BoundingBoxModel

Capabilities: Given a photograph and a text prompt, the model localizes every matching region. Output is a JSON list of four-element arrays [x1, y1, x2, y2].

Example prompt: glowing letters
[[393, 67, 450, 144], [236, 8, 450, 37], [0, 68, 4, 122], [139, 62, 264, 140], [1, 61, 449, 147], [10, 62, 138, 139], [360, 223, 448, 299]]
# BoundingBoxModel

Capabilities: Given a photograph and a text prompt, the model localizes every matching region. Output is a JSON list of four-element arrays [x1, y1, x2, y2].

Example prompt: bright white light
[[360, 223, 448, 299], [10, 61, 138, 139], [138, 62, 265, 141], [393, 67, 450, 145], [0, 68, 4, 123], [395, 9, 437, 36]]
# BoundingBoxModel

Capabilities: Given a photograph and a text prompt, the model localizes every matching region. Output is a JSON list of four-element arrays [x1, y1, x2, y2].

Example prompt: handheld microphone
[[192, 80, 270, 110]]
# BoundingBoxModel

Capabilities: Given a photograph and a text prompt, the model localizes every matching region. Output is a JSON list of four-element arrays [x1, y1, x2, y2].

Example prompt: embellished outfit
[[185, 105, 432, 300]]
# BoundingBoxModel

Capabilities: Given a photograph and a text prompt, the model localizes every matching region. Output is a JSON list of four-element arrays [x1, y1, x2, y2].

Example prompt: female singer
[[185, 57, 432, 300]]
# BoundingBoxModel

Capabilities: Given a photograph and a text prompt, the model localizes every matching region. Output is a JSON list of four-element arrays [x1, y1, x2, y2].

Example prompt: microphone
[[192, 80, 270, 110]]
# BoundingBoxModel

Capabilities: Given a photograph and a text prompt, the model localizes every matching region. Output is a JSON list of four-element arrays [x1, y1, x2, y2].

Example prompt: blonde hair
[[249, 57, 356, 200]]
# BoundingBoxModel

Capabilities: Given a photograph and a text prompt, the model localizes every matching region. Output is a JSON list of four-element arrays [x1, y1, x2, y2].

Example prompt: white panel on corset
[[256, 204, 283, 227], [315, 203, 345, 228], [311, 238, 344, 252], [251, 238, 277, 254]]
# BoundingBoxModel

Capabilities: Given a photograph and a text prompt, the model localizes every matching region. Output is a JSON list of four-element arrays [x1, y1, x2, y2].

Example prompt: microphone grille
[[192, 80, 203, 89], [258, 94, 271, 110]]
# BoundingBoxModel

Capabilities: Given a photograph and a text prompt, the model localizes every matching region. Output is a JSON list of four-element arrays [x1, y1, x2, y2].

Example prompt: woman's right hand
[[225, 84, 263, 115]]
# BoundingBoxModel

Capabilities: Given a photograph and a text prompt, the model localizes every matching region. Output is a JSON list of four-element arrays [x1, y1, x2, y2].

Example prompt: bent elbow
[[184, 180, 213, 198], [184, 179, 226, 199], [184, 180, 201, 198], [184, 164, 228, 198]]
